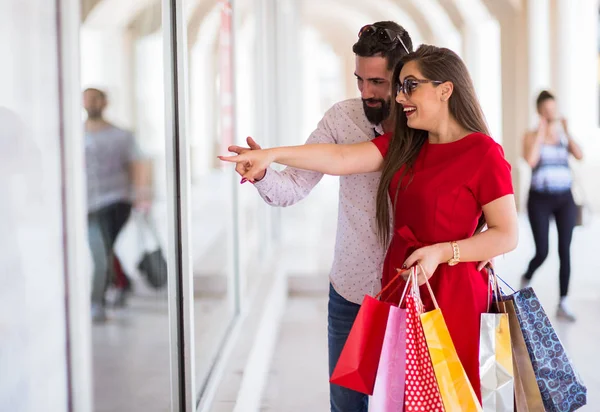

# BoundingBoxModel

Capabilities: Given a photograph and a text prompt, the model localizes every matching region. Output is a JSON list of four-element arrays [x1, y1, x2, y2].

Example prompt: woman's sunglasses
[[395, 78, 443, 97], [358, 25, 410, 54]]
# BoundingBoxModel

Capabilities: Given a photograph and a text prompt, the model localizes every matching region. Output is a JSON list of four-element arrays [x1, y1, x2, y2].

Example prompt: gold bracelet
[[447, 241, 460, 266]]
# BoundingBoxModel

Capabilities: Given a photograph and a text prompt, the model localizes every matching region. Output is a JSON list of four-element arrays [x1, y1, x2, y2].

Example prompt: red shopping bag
[[330, 272, 407, 395], [329, 294, 392, 394], [404, 270, 445, 412]]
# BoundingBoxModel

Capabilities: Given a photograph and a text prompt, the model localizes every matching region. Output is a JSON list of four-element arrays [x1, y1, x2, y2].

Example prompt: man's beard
[[86, 111, 102, 120], [362, 98, 391, 125]]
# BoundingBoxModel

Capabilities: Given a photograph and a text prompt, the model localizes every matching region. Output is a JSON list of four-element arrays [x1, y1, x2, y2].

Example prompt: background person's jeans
[[328, 283, 368, 412], [88, 202, 132, 306]]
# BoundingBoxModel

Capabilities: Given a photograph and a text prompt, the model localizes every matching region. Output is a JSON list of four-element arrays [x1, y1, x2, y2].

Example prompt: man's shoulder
[[328, 98, 365, 116], [319, 98, 377, 143], [107, 124, 133, 137], [324, 98, 371, 127], [85, 123, 132, 137]]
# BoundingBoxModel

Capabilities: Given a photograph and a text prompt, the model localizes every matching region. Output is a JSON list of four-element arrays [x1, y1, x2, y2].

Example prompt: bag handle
[[394, 263, 439, 312], [374, 267, 410, 303], [487, 268, 507, 313], [135, 210, 162, 254], [373, 262, 441, 309], [495, 272, 516, 293], [397, 267, 415, 308], [415, 262, 440, 310]]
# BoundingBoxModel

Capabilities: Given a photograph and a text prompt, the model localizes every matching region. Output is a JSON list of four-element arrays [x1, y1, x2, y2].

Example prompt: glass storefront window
[[80, 2, 171, 411]]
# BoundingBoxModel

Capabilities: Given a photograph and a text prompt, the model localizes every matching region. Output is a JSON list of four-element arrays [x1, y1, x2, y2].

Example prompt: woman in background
[[522, 90, 583, 322]]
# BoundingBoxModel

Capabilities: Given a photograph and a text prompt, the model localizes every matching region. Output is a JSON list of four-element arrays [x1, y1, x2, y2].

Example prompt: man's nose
[[361, 83, 375, 100]]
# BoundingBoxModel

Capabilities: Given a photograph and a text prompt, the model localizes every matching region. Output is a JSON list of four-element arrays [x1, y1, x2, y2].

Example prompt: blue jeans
[[328, 284, 368, 412], [88, 202, 131, 306]]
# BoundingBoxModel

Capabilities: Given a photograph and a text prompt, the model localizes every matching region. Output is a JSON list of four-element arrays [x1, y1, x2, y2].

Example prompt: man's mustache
[[363, 99, 385, 105]]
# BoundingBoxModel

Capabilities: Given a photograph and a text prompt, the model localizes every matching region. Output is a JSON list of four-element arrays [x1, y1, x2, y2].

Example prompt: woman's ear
[[440, 81, 454, 102]]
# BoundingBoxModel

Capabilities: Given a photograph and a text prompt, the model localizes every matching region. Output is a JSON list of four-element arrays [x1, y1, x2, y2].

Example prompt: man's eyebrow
[[354, 73, 387, 82]]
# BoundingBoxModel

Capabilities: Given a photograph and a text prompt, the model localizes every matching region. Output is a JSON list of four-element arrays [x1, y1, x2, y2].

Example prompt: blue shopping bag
[[498, 280, 587, 412]]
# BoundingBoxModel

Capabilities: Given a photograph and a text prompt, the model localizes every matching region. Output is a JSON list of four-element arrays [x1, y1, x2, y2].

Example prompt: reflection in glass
[[187, 0, 270, 402], [81, 2, 170, 411], [187, 0, 238, 395]]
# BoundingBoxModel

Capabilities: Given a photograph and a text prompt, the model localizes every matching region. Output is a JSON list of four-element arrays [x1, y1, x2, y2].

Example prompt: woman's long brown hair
[[376, 45, 490, 246]]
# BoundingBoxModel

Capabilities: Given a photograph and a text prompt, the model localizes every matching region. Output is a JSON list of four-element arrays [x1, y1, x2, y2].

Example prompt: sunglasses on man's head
[[395, 78, 443, 97], [358, 25, 410, 54]]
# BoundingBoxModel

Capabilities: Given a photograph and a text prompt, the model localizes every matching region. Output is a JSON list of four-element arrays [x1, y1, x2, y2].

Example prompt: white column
[[462, 19, 503, 143], [554, 0, 598, 137], [527, 0, 552, 127], [497, 8, 530, 211]]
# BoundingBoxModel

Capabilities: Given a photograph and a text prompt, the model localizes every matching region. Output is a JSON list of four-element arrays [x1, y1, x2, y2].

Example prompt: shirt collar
[[373, 123, 385, 137]]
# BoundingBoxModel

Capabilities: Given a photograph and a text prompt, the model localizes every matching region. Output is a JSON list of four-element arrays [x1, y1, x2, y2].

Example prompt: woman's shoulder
[[467, 132, 505, 155]]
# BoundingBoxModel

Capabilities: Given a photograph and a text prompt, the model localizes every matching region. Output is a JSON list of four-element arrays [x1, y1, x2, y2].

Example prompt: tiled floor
[[89, 210, 600, 412], [91, 287, 230, 412], [262, 216, 600, 411]]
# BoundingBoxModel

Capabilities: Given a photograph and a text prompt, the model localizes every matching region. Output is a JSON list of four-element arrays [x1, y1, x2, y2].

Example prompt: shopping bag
[[480, 271, 514, 411], [503, 300, 545, 412], [371, 305, 407, 412], [480, 314, 513, 411], [404, 269, 445, 412], [138, 249, 167, 289], [500, 280, 587, 412], [417, 266, 481, 412], [330, 269, 411, 395], [136, 213, 167, 289], [329, 294, 391, 394]]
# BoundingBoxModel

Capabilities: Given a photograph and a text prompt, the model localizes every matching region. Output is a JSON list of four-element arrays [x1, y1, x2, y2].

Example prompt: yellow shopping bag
[[417, 266, 483, 412]]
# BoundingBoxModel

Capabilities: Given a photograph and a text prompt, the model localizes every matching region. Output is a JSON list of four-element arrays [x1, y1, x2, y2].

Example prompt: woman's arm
[[403, 194, 518, 281], [219, 141, 384, 182], [439, 194, 518, 262], [522, 126, 545, 168], [561, 118, 583, 160]]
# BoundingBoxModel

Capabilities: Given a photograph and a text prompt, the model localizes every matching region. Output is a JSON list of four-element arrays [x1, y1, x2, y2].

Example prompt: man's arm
[[130, 160, 152, 204], [127, 133, 153, 209], [242, 107, 339, 207]]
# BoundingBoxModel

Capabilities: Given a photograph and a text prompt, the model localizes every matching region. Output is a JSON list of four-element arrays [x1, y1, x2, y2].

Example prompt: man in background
[[83, 88, 151, 322]]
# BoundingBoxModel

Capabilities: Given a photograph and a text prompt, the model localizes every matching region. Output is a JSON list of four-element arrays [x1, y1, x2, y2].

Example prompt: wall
[[0, 1, 70, 411]]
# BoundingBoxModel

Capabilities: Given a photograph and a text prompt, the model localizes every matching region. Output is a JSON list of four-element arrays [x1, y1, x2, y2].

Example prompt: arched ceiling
[[80, 0, 519, 59], [481, 0, 522, 22], [82, 0, 156, 27], [301, 0, 430, 45]]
